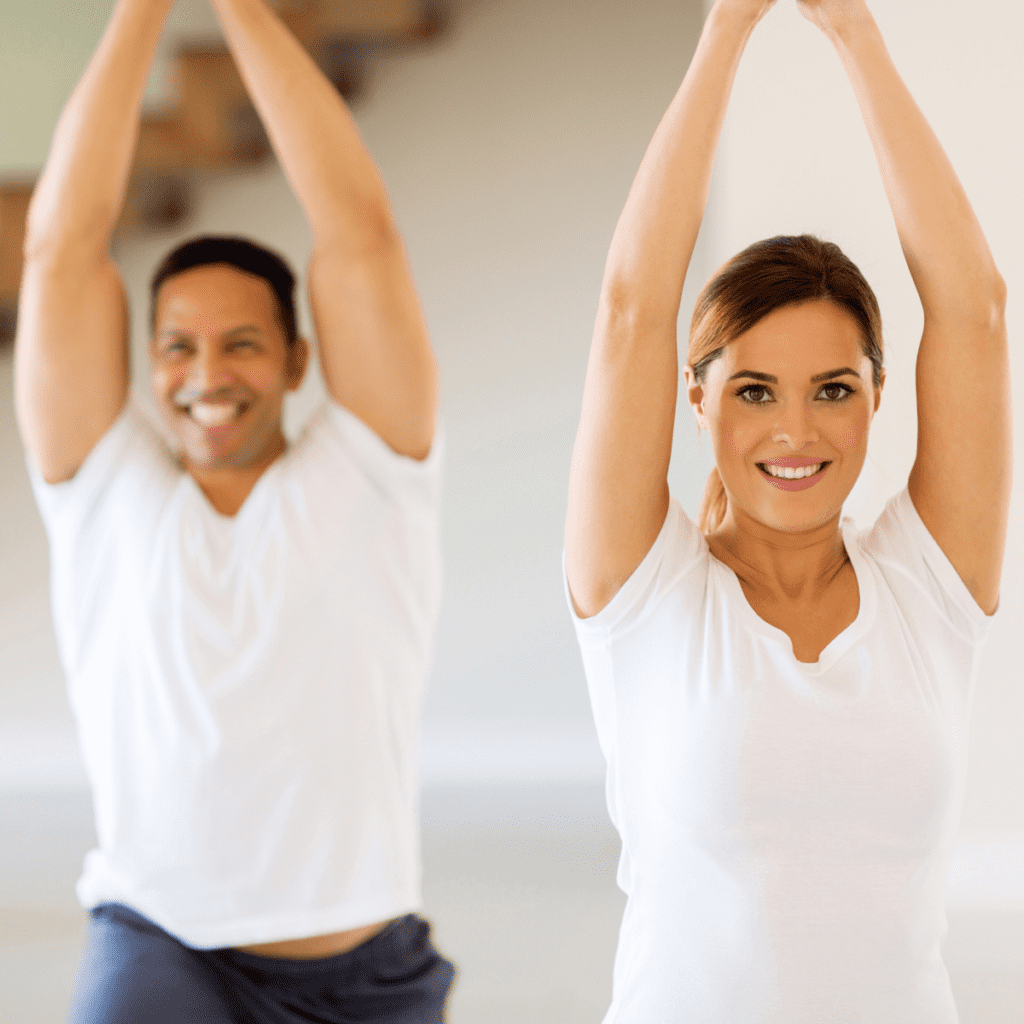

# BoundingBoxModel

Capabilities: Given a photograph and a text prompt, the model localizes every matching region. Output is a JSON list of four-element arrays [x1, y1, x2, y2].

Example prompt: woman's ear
[[287, 337, 311, 391], [683, 364, 708, 431]]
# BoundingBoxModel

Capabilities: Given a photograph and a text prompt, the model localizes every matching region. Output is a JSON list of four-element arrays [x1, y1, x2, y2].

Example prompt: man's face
[[150, 264, 306, 475], [687, 299, 883, 536]]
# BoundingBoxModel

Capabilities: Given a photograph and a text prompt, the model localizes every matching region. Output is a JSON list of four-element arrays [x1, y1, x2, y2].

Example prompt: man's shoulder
[[30, 393, 180, 533], [287, 398, 442, 497]]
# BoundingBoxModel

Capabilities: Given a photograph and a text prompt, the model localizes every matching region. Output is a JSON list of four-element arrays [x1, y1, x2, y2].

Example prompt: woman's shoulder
[[567, 497, 711, 639], [852, 488, 994, 641]]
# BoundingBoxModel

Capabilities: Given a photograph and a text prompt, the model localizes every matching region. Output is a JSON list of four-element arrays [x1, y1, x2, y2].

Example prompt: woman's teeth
[[761, 462, 826, 479], [189, 402, 242, 428]]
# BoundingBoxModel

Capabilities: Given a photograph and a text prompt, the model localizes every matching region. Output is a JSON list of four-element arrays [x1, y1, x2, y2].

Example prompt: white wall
[[2, 0, 1021, 877]]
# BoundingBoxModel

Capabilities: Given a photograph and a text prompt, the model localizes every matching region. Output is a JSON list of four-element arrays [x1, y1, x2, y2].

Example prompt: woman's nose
[[771, 401, 820, 450]]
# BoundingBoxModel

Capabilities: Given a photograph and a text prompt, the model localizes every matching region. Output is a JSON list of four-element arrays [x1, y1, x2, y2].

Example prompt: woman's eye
[[820, 383, 854, 401], [739, 385, 771, 404]]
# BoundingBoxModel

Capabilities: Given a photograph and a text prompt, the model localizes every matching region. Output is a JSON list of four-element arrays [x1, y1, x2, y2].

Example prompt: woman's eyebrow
[[810, 367, 860, 383], [726, 367, 860, 383], [727, 370, 777, 383]]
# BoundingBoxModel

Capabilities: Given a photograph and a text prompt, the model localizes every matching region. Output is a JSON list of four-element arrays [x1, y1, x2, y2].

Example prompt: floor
[[2, 785, 1023, 1024]]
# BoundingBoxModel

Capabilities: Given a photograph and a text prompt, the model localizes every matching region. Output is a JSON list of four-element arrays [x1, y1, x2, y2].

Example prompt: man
[[15, 0, 451, 1020]]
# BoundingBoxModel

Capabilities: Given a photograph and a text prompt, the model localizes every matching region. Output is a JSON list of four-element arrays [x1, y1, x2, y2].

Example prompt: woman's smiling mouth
[[756, 460, 831, 491]]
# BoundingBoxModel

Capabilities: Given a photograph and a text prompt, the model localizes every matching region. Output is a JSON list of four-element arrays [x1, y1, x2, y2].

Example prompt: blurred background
[[1, 0, 1022, 1020]]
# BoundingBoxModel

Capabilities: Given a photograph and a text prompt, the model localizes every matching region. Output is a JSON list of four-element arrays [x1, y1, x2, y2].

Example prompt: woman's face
[[686, 299, 883, 536]]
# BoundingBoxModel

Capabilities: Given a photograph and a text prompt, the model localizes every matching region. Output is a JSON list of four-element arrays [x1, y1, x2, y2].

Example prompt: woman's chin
[[721, 488, 842, 536]]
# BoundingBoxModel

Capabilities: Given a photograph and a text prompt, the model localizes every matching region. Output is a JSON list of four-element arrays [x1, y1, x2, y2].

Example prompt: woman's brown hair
[[689, 234, 884, 535]]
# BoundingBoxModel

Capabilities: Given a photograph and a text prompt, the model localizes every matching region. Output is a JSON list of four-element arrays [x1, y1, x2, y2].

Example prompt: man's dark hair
[[150, 235, 299, 345]]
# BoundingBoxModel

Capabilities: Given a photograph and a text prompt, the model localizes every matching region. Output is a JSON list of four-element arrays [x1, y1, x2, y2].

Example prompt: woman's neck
[[707, 508, 850, 604]]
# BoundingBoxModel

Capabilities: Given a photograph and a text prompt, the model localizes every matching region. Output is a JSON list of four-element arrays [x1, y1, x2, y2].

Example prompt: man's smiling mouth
[[186, 400, 246, 428], [172, 384, 251, 429]]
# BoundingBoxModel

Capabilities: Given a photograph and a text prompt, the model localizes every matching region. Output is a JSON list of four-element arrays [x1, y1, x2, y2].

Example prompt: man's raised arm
[[14, 0, 177, 483], [210, 0, 438, 460]]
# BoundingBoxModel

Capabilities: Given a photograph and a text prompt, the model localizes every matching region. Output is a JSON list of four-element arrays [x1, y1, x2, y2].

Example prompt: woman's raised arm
[[800, 0, 1010, 614], [565, 0, 776, 618]]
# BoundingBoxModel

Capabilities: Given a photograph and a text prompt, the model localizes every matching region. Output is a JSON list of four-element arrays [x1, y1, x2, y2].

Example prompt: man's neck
[[184, 434, 287, 517]]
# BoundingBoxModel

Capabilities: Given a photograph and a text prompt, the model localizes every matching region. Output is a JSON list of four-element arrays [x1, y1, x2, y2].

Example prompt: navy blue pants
[[67, 904, 455, 1023]]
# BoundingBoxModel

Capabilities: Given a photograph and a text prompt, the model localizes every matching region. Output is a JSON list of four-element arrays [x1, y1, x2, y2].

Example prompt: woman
[[564, 1, 1010, 1021]]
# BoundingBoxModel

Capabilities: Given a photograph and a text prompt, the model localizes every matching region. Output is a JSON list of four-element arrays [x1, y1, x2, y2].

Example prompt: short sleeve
[[27, 396, 169, 543], [564, 497, 709, 643], [26, 395, 179, 677], [860, 487, 994, 645], [299, 398, 443, 511]]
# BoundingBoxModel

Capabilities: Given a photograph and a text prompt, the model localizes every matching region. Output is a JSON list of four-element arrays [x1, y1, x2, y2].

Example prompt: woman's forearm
[[827, 12, 1005, 324], [600, 2, 766, 327], [25, 0, 176, 261], [209, 0, 395, 251]]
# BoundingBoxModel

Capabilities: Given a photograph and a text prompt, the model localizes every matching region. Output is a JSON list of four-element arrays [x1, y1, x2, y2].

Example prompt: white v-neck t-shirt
[[30, 394, 442, 948], [567, 490, 993, 1024]]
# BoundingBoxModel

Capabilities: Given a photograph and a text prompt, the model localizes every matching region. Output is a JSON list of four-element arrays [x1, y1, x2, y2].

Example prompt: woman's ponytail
[[697, 466, 727, 536]]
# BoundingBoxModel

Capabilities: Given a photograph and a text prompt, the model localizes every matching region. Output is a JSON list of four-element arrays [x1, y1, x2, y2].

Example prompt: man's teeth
[[189, 402, 242, 428], [762, 462, 826, 479]]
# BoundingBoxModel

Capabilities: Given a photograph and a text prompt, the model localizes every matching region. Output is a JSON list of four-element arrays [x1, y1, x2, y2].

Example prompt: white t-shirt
[[567, 490, 993, 1024], [30, 394, 443, 949]]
